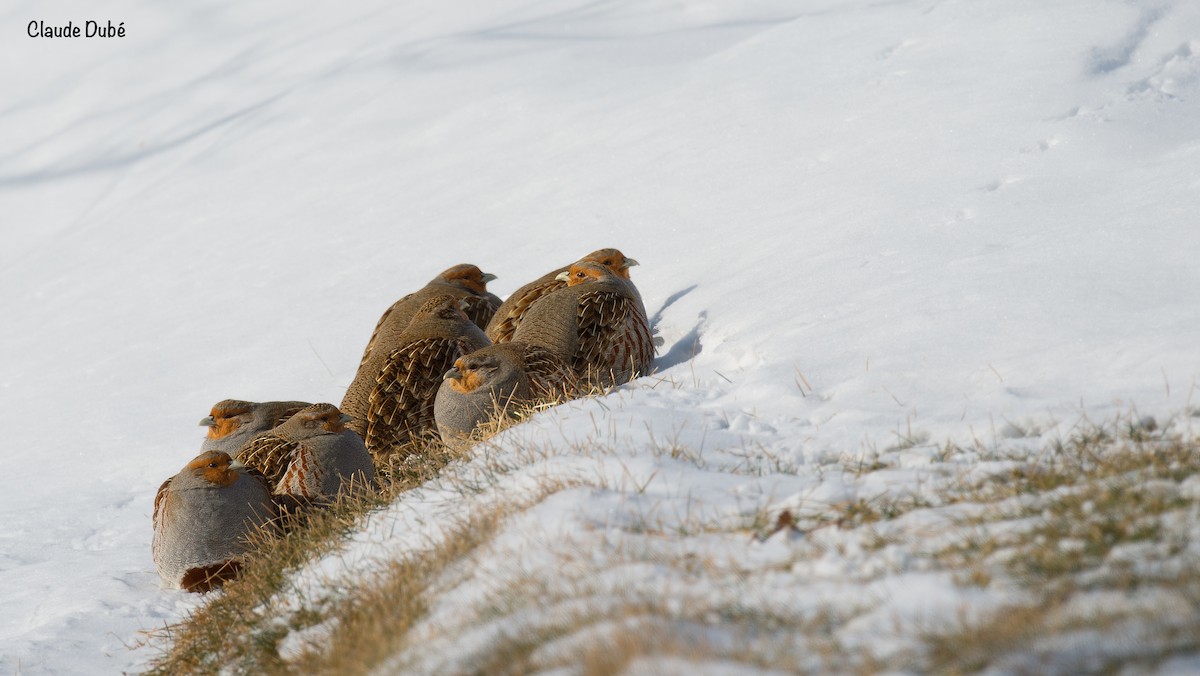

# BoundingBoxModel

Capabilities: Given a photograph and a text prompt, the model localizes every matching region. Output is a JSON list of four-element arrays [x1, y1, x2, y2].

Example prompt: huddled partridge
[[152, 450, 275, 592], [512, 261, 655, 387], [485, 248, 639, 344], [236, 403, 375, 499], [434, 341, 576, 443], [199, 399, 310, 454], [357, 264, 500, 370], [342, 295, 491, 459]]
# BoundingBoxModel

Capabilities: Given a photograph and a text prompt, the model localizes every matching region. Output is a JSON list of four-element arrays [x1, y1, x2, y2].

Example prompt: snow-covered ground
[[2, 0, 1199, 672]]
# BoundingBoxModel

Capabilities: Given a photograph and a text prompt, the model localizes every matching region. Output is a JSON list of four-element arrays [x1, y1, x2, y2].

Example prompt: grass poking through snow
[[144, 408, 1200, 674]]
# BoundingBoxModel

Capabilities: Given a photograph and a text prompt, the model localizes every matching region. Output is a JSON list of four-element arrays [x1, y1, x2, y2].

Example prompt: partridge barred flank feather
[[342, 295, 491, 459], [236, 403, 375, 500], [152, 450, 275, 592], [199, 399, 310, 454], [357, 264, 500, 370], [485, 248, 639, 344], [434, 341, 575, 443], [513, 261, 654, 388]]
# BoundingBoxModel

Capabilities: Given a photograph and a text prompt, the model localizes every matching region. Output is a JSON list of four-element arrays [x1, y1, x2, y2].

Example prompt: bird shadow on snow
[[649, 285, 705, 371]]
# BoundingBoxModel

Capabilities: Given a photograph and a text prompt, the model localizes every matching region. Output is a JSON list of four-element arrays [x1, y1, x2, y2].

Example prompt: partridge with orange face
[[434, 342, 576, 443], [152, 451, 275, 592], [236, 403, 375, 499], [512, 261, 655, 387], [485, 248, 640, 344], [342, 296, 492, 459], [199, 399, 310, 454], [357, 264, 501, 370]]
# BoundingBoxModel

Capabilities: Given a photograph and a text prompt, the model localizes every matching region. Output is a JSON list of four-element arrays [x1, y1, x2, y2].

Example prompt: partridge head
[[356, 263, 500, 370], [485, 248, 639, 344], [515, 261, 654, 388], [436, 263, 500, 296], [260, 403, 377, 501], [434, 342, 574, 443], [152, 450, 275, 592], [237, 403, 355, 485], [343, 295, 492, 459], [199, 399, 310, 454]]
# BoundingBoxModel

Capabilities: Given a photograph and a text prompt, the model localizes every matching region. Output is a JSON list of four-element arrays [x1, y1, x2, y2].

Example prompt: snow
[[3, 0, 1200, 672]]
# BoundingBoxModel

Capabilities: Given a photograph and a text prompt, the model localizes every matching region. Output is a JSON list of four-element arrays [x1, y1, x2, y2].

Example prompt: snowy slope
[[2, 0, 1199, 671]]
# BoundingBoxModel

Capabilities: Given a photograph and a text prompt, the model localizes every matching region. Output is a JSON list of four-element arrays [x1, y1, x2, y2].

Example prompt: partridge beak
[[480, 273, 498, 283], [199, 416, 215, 427], [623, 258, 639, 268], [339, 413, 354, 424], [555, 271, 570, 282], [443, 367, 461, 381], [229, 459, 246, 471]]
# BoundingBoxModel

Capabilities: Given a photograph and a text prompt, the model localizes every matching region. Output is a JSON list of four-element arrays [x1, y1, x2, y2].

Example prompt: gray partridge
[[512, 261, 655, 388], [152, 450, 275, 592], [235, 403, 375, 500], [342, 295, 491, 459], [434, 341, 576, 443], [199, 399, 310, 455], [357, 264, 500, 370], [485, 248, 640, 344]]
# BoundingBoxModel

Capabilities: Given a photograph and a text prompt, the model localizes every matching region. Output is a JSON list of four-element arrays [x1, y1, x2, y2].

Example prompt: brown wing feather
[[574, 290, 629, 381], [236, 434, 299, 485], [357, 293, 415, 369], [625, 304, 656, 377], [276, 442, 324, 499], [241, 464, 275, 495], [487, 278, 566, 343], [616, 298, 655, 379], [272, 404, 310, 428], [152, 477, 172, 525], [521, 344, 577, 399], [365, 337, 464, 454], [463, 294, 502, 332], [573, 290, 654, 385]]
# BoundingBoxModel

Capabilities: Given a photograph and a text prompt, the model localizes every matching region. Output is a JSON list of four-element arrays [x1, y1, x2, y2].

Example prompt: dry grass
[[144, 406, 1200, 675], [921, 415, 1200, 673], [143, 389, 594, 674], [143, 484, 396, 674], [286, 506, 509, 673], [143, 425, 495, 674], [465, 607, 853, 675], [367, 534, 878, 676], [373, 433, 474, 488], [926, 585, 1200, 675]]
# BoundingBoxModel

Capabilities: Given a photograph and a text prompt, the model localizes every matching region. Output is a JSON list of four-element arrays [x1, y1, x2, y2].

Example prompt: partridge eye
[[207, 462, 219, 468]]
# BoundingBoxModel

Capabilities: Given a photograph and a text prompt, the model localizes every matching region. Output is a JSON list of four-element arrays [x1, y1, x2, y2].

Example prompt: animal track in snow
[[981, 176, 1022, 193], [1046, 106, 1085, 122], [1033, 40, 1200, 138], [1020, 137, 1060, 154], [940, 208, 975, 227], [876, 39, 917, 61]]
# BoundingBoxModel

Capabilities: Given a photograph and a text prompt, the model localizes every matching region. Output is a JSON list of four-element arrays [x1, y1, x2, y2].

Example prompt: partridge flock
[[152, 248, 653, 591]]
